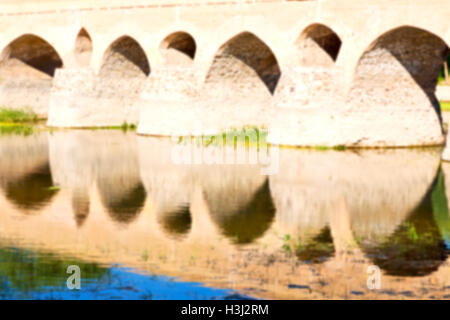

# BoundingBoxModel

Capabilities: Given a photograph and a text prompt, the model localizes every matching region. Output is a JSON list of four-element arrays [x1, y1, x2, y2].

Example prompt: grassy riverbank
[[0, 108, 38, 123], [0, 107, 139, 136], [0, 107, 39, 136]]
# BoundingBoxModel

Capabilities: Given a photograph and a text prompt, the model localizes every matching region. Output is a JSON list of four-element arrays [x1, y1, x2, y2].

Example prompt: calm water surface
[[0, 129, 449, 299]]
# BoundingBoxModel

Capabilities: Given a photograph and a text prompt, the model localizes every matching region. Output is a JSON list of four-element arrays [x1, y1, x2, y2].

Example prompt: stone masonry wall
[[49, 36, 150, 127], [0, 0, 449, 147]]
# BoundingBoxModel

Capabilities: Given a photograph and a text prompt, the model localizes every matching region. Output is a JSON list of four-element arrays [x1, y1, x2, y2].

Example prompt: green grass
[[0, 124, 34, 136], [440, 101, 450, 111], [0, 108, 141, 136], [87, 123, 137, 132], [438, 74, 447, 85], [121, 122, 137, 132], [178, 127, 268, 149], [0, 108, 38, 136], [313, 145, 347, 151], [0, 107, 38, 123]]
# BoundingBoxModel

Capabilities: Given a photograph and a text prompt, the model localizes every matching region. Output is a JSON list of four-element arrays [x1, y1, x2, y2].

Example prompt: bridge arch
[[159, 31, 196, 65], [347, 26, 449, 147], [296, 23, 342, 67], [100, 35, 150, 78], [0, 34, 63, 117], [74, 28, 93, 68], [204, 31, 281, 98], [95, 36, 150, 124], [0, 34, 63, 77]]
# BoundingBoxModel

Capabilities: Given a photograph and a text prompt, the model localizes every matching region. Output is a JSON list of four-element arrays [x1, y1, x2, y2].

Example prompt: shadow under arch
[[159, 31, 196, 64], [99, 35, 150, 77], [296, 23, 342, 66], [1, 163, 59, 213], [158, 205, 192, 240], [205, 31, 281, 95], [349, 26, 449, 125], [98, 180, 147, 225], [0, 34, 63, 77], [205, 179, 276, 245], [360, 170, 448, 277], [74, 28, 93, 67]]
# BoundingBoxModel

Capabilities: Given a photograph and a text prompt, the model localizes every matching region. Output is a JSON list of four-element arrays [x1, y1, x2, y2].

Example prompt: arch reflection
[[3, 163, 58, 212], [158, 205, 192, 239], [362, 172, 448, 276], [0, 133, 57, 213], [205, 179, 275, 245], [98, 181, 146, 225]]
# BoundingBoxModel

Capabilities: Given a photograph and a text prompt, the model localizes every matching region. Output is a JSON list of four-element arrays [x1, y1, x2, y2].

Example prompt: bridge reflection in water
[[0, 130, 448, 299]]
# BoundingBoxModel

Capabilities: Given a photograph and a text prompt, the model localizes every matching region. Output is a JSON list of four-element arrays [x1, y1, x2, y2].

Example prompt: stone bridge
[[1, 0, 450, 147]]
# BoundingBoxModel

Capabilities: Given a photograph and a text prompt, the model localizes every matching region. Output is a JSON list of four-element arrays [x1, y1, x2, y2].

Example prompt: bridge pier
[[48, 67, 145, 127], [137, 66, 202, 136], [137, 64, 273, 137], [268, 66, 346, 147]]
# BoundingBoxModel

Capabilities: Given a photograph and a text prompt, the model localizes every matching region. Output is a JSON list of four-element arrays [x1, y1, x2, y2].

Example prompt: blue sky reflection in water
[[0, 247, 248, 300]]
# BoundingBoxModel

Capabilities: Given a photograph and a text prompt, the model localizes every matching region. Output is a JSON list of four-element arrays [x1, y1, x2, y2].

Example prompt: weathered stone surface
[[269, 26, 449, 147], [48, 35, 149, 127], [0, 0, 449, 147], [344, 27, 447, 147]]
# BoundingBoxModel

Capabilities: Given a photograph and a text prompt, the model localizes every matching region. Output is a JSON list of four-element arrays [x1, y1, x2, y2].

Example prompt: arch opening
[[74, 28, 93, 67], [205, 32, 281, 97], [96, 36, 150, 123], [0, 34, 63, 116], [348, 26, 449, 146], [351, 26, 449, 114], [100, 36, 150, 78], [296, 24, 341, 67], [0, 34, 63, 78], [159, 32, 196, 65]]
